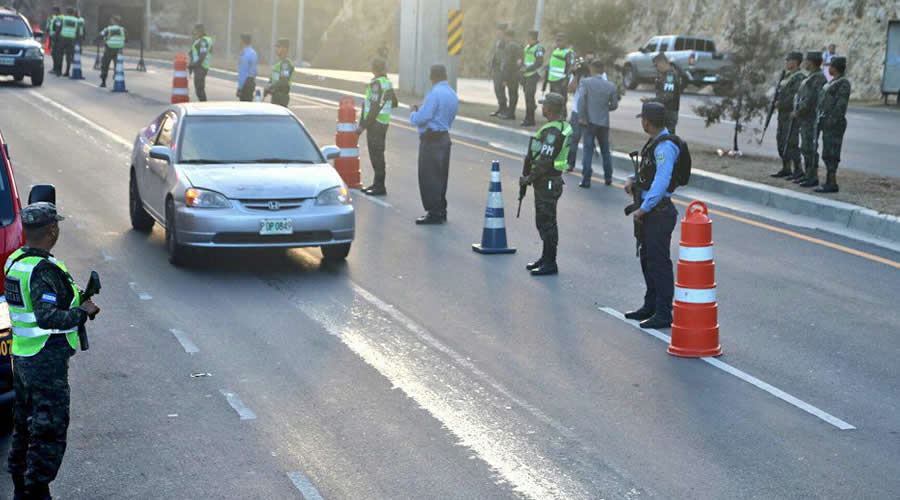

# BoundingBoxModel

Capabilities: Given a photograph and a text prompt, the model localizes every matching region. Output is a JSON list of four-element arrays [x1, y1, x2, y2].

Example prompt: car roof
[[176, 102, 294, 117], [0, 8, 22, 16]]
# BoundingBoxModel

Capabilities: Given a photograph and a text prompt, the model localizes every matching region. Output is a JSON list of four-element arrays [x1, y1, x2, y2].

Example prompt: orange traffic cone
[[669, 201, 722, 357]]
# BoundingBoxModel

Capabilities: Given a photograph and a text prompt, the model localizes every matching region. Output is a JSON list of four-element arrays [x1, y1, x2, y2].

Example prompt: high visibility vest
[[4, 249, 81, 357], [191, 36, 213, 69], [547, 47, 571, 82], [363, 76, 393, 125], [270, 59, 293, 88], [104, 25, 126, 49], [60, 15, 78, 39], [76, 17, 85, 40], [533, 120, 572, 171], [523, 43, 543, 78], [45, 15, 56, 33]]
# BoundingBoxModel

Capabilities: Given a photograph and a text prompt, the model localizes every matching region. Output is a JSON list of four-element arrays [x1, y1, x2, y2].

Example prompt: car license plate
[[0, 57, 14, 66], [703, 76, 718, 83], [259, 219, 293, 235]]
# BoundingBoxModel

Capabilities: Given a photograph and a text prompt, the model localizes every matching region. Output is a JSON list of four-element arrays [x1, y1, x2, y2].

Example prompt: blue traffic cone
[[69, 43, 84, 80], [112, 51, 127, 92], [472, 161, 516, 254]]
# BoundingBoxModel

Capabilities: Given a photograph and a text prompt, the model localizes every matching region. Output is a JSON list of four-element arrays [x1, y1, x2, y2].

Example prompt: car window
[[0, 150, 16, 228], [644, 38, 658, 52], [155, 113, 176, 148], [706, 40, 716, 52], [659, 39, 670, 52], [178, 115, 324, 164], [0, 14, 29, 38]]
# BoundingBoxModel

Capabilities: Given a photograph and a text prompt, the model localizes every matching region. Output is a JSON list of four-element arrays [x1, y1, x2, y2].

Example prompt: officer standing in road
[[74, 9, 85, 45], [624, 102, 680, 329], [97, 15, 126, 88], [57, 7, 78, 77], [46, 7, 63, 76], [489, 23, 508, 117], [357, 58, 398, 196], [236, 33, 258, 101], [5, 203, 101, 500], [793, 51, 828, 187], [265, 38, 294, 107], [813, 56, 851, 193], [543, 33, 575, 108], [189, 24, 213, 102], [771, 52, 806, 180], [520, 30, 544, 127], [520, 93, 571, 276], [644, 52, 682, 134], [498, 28, 522, 121]]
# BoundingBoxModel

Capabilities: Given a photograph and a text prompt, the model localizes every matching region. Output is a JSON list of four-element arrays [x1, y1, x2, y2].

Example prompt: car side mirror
[[149, 146, 173, 163], [28, 184, 56, 205], [33, 31, 44, 42], [321, 145, 340, 161]]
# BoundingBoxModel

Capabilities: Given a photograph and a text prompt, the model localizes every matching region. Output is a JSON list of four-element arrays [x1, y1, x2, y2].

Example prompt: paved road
[[300, 68, 900, 178], [0, 65, 898, 499]]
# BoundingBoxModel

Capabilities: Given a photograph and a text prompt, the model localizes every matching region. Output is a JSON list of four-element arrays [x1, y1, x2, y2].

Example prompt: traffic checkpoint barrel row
[[334, 96, 362, 189], [171, 53, 189, 104]]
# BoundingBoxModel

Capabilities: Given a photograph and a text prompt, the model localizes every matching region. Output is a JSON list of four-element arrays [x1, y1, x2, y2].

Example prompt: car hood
[[0, 35, 41, 49], [178, 163, 344, 200]]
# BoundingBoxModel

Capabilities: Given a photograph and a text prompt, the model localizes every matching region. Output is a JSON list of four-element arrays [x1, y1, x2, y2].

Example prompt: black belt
[[420, 129, 449, 141], [650, 197, 674, 212]]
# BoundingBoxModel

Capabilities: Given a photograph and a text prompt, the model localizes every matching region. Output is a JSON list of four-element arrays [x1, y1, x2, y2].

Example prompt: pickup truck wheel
[[623, 65, 638, 90]]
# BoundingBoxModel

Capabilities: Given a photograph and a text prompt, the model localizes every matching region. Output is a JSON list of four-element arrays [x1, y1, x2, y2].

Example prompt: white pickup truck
[[623, 35, 733, 95]]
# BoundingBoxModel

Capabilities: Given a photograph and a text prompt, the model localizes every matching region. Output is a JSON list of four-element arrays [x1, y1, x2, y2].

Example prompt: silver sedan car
[[128, 102, 354, 265]]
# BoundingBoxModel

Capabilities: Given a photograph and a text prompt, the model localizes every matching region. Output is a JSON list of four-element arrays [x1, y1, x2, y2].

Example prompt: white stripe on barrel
[[679, 245, 714, 262], [340, 148, 359, 157], [173, 71, 188, 78], [490, 170, 501, 182], [675, 286, 717, 304], [336, 123, 357, 132], [172, 88, 189, 95], [486, 192, 503, 208]]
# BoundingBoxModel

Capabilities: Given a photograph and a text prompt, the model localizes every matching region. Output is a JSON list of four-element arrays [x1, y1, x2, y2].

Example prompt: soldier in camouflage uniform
[[520, 93, 572, 276], [647, 52, 681, 134], [771, 52, 806, 180], [793, 51, 828, 187], [5, 203, 101, 500], [814, 56, 851, 193]]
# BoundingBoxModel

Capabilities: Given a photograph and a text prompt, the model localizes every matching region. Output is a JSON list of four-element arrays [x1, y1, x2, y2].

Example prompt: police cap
[[636, 101, 666, 125], [652, 52, 668, 63], [276, 38, 290, 49], [539, 92, 565, 110], [831, 56, 847, 73], [785, 52, 803, 62], [804, 51, 823, 64], [21, 202, 64, 229], [371, 57, 386, 74]]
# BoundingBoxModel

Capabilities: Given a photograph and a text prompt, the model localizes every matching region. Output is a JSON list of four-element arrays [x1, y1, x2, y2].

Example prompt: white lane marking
[[169, 328, 199, 355], [350, 189, 391, 208], [24, 90, 133, 149], [598, 307, 855, 430], [128, 282, 152, 300], [286, 471, 325, 500], [101, 249, 115, 262], [219, 390, 257, 420]]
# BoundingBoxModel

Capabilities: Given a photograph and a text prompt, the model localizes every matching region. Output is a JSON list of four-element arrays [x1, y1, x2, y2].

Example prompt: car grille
[[212, 231, 333, 245], [240, 198, 309, 211], [0, 47, 22, 56]]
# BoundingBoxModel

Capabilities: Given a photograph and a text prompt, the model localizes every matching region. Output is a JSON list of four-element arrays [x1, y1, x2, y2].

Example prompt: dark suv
[[0, 8, 44, 87]]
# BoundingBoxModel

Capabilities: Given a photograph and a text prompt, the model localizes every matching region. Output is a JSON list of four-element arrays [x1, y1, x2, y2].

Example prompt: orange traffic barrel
[[171, 53, 189, 104], [334, 96, 362, 189]]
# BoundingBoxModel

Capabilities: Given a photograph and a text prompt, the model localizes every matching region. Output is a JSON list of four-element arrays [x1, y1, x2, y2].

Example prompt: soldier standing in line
[[519, 30, 544, 127], [793, 51, 828, 188], [489, 23, 508, 117], [813, 56, 851, 193], [771, 52, 806, 180]]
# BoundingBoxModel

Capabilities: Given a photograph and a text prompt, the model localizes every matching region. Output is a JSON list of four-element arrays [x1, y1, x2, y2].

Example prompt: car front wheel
[[31, 69, 43, 87], [129, 170, 154, 232], [321, 243, 351, 262], [623, 65, 638, 90], [165, 199, 187, 266]]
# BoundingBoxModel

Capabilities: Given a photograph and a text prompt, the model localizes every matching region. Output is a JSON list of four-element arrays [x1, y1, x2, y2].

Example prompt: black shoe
[[578, 182, 590, 188], [798, 178, 819, 188], [100, 80, 106, 87], [525, 258, 544, 271], [415, 214, 445, 225], [789, 171, 804, 181], [530, 262, 558, 276], [791, 175, 806, 184], [365, 187, 387, 196], [520, 120, 535, 127], [566, 166, 575, 172], [814, 184, 839, 193], [605, 179, 612, 186], [640, 314, 672, 329], [490, 109, 504, 117], [624, 307, 655, 321], [770, 170, 791, 178]]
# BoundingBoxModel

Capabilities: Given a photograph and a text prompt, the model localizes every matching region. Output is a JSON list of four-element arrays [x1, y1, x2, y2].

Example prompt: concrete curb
[[100, 51, 900, 246]]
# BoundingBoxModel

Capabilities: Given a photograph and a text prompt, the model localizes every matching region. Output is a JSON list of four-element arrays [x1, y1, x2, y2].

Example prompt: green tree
[[692, 2, 786, 152]]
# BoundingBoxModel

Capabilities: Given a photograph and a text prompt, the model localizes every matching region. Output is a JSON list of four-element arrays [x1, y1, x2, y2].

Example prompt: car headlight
[[24, 47, 42, 58], [185, 188, 231, 208], [316, 185, 351, 206]]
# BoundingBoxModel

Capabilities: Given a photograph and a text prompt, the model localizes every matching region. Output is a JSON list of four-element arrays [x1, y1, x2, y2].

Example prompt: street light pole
[[295, 0, 305, 65], [271, 0, 279, 65], [534, 0, 544, 32], [144, 0, 152, 52], [226, 0, 233, 60]]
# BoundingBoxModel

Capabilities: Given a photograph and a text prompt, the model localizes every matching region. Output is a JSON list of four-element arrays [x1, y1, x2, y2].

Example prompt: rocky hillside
[[312, 0, 898, 99]]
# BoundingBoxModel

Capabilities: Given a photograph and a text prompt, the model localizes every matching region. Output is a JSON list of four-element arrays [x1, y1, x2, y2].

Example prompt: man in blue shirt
[[410, 64, 459, 224], [237, 33, 258, 101], [624, 102, 679, 329]]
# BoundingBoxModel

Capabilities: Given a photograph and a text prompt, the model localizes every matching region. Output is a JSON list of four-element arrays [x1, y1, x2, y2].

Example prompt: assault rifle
[[78, 271, 101, 351], [517, 137, 537, 218], [759, 70, 786, 144], [625, 150, 642, 257]]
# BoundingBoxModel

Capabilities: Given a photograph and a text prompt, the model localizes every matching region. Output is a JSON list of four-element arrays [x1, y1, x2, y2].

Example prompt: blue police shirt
[[640, 128, 679, 212], [238, 46, 258, 89], [409, 80, 459, 135]]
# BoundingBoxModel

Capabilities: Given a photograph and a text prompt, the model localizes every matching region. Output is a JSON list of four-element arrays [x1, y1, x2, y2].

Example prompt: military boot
[[790, 161, 806, 182], [770, 160, 792, 178], [12, 474, 25, 500], [530, 243, 558, 275], [814, 165, 839, 193], [799, 164, 819, 188], [526, 241, 548, 271]]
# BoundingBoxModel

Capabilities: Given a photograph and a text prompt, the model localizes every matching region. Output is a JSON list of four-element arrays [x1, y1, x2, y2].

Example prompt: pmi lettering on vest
[[4, 277, 23, 307]]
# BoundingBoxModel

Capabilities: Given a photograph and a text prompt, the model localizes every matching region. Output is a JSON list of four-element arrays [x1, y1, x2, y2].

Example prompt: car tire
[[31, 69, 43, 87], [129, 170, 155, 232], [165, 199, 187, 266], [321, 243, 351, 262], [13, 73, 24, 82], [623, 65, 638, 90]]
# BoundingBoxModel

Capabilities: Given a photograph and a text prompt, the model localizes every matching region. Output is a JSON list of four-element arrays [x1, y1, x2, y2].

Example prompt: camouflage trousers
[[776, 114, 801, 163], [798, 118, 820, 171], [821, 119, 847, 168], [664, 111, 678, 135], [8, 340, 75, 488], [534, 175, 564, 246]]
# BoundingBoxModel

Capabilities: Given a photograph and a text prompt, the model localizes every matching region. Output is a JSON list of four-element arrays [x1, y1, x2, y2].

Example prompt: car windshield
[[178, 115, 323, 164], [0, 147, 16, 227], [0, 15, 30, 38]]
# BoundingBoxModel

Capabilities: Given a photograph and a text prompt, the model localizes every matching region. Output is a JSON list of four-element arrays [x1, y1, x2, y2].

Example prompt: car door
[[145, 111, 178, 219], [137, 112, 164, 198]]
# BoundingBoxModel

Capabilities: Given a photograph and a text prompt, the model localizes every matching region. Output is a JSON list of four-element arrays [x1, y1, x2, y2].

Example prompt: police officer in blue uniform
[[624, 102, 680, 329]]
